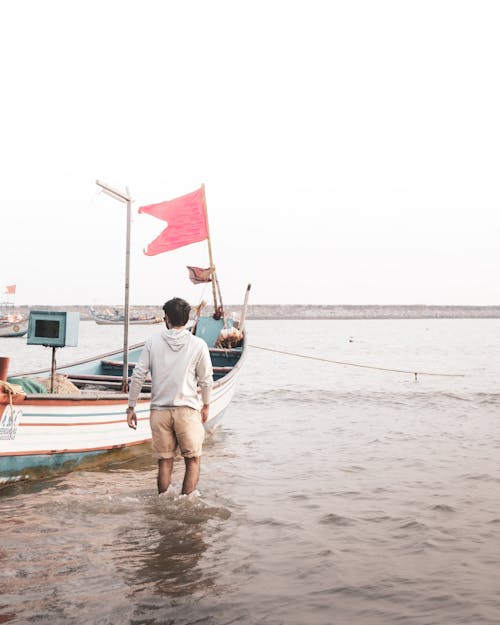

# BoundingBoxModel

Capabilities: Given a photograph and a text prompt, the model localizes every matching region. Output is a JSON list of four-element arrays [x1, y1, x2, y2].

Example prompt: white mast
[[96, 180, 132, 392]]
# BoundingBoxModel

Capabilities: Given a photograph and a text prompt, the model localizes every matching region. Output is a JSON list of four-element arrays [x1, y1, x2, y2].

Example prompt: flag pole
[[201, 183, 219, 314], [213, 269, 224, 320]]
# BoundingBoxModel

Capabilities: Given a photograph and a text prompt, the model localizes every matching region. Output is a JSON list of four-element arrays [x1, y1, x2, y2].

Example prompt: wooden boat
[[0, 321, 246, 486], [0, 315, 28, 338], [0, 182, 250, 486], [89, 307, 162, 325]]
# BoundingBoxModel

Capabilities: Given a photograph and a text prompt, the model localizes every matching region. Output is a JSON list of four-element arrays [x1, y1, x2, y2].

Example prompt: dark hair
[[162, 297, 191, 327]]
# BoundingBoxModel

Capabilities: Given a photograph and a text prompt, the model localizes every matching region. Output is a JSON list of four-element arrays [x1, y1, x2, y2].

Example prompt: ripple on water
[[151, 490, 232, 523], [319, 512, 356, 526], [363, 514, 397, 523], [333, 490, 363, 497], [476, 392, 500, 405], [398, 520, 429, 531], [429, 503, 456, 513], [339, 465, 366, 473], [460, 472, 500, 482]]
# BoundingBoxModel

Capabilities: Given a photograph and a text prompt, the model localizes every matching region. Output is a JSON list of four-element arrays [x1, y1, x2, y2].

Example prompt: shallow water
[[1, 319, 500, 624]]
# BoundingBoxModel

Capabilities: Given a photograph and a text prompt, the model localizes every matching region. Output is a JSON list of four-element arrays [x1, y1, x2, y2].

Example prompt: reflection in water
[[0, 455, 233, 625], [0, 546, 15, 624], [114, 491, 231, 598]]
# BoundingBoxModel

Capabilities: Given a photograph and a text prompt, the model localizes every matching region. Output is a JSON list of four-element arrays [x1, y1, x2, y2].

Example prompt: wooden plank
[[209, 348, 242, 356]]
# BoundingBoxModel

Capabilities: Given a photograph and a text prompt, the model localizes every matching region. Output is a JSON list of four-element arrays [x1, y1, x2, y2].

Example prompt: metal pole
[[122, 190, 131, 392], [96, 180, 132, 393], [50, 347, 57, 393]]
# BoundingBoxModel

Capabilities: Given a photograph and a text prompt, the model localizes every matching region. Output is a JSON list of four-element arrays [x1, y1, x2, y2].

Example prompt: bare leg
[[157, 458, 173, 494], [182, 456, 201, 494]]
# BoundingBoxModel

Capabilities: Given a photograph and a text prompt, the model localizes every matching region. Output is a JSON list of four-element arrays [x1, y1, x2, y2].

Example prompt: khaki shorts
[[150, 407, 205, 459]]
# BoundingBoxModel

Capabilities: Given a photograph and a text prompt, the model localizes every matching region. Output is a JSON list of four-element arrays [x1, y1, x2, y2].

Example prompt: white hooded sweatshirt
[[127, 328, 213, 410]]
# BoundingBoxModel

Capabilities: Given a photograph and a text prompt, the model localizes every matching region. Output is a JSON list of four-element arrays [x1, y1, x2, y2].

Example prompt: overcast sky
[[1, 1, 499, 307]]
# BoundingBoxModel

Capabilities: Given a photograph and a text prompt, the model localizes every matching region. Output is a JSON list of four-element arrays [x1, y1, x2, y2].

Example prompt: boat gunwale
[[10, 340, 149, 378], [13, 340, 245, 377], [12, 394, 151, 406], [3, 337, 246, 405]]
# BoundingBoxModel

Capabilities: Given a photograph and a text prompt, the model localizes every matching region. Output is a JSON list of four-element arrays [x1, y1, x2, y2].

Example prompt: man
[[126, 297, 213, 495]]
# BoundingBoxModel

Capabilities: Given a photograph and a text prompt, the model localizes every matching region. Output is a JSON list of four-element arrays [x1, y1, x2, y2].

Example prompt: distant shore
[[4, 304, 500, 320]]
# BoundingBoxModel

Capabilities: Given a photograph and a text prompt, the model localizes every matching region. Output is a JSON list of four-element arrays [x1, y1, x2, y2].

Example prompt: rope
[[248, 344, 465, 379], [0, 380, 25, 438], [0, 380, 25, 396]]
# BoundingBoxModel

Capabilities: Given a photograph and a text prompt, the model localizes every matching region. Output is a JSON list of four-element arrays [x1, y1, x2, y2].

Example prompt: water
[[1, 319, 500, 625]]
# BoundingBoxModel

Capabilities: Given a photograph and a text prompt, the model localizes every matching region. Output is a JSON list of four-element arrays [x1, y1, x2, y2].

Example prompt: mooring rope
[[0, 380, 25, 396], [248, 344, 465, 379], [0, 380, 25, 436]]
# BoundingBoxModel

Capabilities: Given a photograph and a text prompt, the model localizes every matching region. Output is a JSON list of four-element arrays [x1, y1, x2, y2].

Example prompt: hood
[[161, 328, 191, 352]]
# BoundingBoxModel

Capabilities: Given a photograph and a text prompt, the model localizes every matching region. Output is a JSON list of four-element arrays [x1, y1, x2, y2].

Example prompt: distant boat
[[89, 307, 162, 325], [0, 314, 28, 338]]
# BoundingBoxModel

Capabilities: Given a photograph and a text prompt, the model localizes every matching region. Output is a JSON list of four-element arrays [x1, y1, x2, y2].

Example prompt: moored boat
[[0, 321, 246, 485], [0, 182, 249, 486]]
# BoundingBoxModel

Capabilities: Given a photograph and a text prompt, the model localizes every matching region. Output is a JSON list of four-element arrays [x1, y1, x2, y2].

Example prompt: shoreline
[[3, 304, 500, 320]]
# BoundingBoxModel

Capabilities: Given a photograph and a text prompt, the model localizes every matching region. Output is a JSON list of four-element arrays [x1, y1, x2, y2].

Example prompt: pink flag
[[4, 285, 16, 294], [139, 187, 208, 256]]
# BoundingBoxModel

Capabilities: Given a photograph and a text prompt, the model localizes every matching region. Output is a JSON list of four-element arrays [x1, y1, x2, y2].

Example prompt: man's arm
[[126, 342, 151, 429], [196, 343, 213, 423], [200, 403, 210, 424]]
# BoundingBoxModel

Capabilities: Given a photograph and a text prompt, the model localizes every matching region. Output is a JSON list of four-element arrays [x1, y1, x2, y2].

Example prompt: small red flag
[[187, 266, 212, 284], [139, 187, 208, 256], [4, 285, 16, 294]]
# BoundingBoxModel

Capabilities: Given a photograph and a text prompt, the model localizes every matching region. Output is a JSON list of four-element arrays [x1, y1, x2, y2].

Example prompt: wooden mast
[[201, 183, 220, 316]]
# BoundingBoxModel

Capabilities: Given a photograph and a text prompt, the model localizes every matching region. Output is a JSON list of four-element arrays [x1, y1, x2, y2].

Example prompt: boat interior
[[7, 315, 244, 396]]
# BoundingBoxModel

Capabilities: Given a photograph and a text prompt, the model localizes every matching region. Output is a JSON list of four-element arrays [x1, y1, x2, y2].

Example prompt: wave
[[398, 520, 429, 531], [233, 387, 500, 408], [459, 473, 500, 483], [319, 512, 356, 526], [428, 504, 456, 513]]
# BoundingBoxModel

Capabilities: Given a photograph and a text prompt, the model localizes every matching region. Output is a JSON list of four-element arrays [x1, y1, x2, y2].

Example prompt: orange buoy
[[0, 356, 10, 381]]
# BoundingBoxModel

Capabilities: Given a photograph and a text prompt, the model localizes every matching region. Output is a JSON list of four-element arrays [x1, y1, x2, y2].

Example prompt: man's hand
[[201, 404, 209, 424], [126, 407, 137, 430]]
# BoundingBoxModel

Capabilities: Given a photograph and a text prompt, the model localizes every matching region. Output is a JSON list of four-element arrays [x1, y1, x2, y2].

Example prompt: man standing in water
[[126, 297, 213, 495]]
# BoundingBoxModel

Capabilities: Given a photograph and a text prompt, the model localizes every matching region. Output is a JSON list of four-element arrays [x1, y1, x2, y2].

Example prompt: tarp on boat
[[7, 377, 48, 394]]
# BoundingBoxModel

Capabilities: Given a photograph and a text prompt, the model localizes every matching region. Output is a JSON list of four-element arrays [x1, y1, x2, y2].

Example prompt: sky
[[1, 0, 500, 307]]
